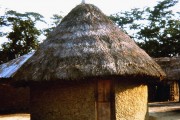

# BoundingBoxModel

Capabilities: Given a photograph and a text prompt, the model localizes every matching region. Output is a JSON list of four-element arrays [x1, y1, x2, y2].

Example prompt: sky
[[1, 0, 179, 18], [0, 0, 179, 45]]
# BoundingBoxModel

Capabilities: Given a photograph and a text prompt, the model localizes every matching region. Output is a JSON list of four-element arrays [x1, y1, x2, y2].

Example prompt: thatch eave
[[13, 4, 165, 83], [155, 57, 180, 81], [12, 74, 162, 87]]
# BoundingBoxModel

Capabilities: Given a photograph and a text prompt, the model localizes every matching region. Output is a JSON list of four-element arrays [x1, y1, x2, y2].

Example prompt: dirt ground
[[149, 102, 180, 120], [0, 102, 180, 120], [0, 114, 29, 120]]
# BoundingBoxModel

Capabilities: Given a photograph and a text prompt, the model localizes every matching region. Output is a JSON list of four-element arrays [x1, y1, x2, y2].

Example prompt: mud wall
[[0, 84, 29, 113], [115, 80, 148, 120], [30, 81, 95, 120]]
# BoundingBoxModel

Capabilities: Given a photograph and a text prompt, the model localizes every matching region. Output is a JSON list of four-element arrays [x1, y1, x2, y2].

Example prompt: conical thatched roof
[[13, 4, 165, 82]]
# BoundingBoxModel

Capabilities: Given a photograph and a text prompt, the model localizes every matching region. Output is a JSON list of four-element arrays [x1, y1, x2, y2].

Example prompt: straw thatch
[[13, 4, 165, 82], [155, 57, 180, 80]]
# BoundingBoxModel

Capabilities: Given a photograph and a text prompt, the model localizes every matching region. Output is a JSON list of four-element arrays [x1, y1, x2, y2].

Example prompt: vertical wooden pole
[[170, 81, 179, 101], [178, 81, 180, 102]]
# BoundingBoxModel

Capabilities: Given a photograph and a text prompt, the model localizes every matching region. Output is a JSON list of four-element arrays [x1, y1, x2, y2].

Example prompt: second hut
[[13, 3, 165, 120]]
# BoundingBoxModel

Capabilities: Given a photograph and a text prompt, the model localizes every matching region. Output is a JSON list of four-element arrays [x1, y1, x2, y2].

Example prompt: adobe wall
[[115, 80, 148, 120], [0, 84, 29, 113], [30, 81, 96, 120]]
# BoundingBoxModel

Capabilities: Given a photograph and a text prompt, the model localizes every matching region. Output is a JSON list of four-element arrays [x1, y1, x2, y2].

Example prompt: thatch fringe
[[155, 57, 180, 80]]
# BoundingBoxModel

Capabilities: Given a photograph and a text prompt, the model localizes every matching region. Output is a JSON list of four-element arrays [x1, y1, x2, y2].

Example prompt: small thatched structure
[[0, 52, 34, 79], [150, 57, 180, 102], [13, 3, 165, 120], [0, 52, 34, 113], [155, 57, 180, 81]]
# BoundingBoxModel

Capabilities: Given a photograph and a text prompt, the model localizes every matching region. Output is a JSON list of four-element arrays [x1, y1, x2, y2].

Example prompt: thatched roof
[[0, 52, 34, 78], [155, 57, 180, 81], [13, 4, 165, 82]]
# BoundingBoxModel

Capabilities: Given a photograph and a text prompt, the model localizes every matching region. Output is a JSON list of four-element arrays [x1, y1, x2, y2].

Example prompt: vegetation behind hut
[[109, 0, 180, 57], [0, 11, 44, 64]]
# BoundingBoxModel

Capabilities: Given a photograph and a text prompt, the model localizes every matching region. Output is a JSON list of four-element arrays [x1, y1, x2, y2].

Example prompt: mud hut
[[13, 3, 165, 120], [0, 52, 34, 113], [151, 57, 180, 102]]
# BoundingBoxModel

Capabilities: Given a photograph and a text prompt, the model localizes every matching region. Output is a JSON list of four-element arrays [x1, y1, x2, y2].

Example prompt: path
[[149, 102, 180, 120], [0, 114, 29, 120]]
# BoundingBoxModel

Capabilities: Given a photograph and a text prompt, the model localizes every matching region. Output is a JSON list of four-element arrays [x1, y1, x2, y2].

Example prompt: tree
[[109, 0, 180, 57], [0, 10, 44, 63], [43, 13, 63, 37], [0, 8, 7, 37]]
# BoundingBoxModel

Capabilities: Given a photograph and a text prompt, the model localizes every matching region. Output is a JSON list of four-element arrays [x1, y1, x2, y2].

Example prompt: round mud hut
[[13, 3, 165, 120]]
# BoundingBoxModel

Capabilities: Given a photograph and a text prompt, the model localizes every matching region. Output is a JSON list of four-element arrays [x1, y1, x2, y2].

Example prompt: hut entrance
[[96, 80, 114, 120]]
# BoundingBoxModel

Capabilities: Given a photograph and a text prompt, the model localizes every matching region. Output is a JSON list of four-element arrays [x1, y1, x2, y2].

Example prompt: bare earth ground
[[0, 102, 180, 120], [149, 102, 180, 120], [0, 114, 29, 120]]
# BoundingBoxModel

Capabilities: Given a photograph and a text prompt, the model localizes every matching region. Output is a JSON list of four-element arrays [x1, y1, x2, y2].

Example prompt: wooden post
[[170, 81, 179, 101], [81, 0, 85, 4], [179, 81, 180, 102]]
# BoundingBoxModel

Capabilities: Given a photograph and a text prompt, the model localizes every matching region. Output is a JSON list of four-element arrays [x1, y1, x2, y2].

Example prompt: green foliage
[[0, 16, 6, 27], [43, 13, 63, 37], [0, 10, 44, 63], [110, 0, 180, 57], [0, 9, 7, 37], [109, 8, 144, 38]]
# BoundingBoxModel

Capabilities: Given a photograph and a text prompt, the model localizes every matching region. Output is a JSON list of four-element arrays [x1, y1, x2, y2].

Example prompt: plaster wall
[[0, 84, 29, 113], [30, 81, 95, 120], [115, 80, 148, 120]]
